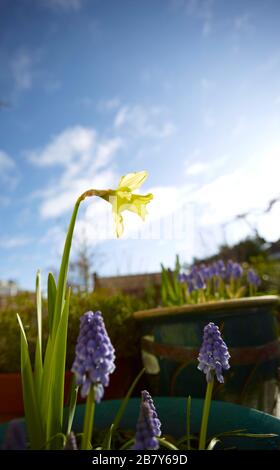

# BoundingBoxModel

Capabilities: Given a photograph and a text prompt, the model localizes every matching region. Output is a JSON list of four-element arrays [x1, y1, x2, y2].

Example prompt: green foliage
[[249, 255, 280, 294], [67, 291, 145, 369], [161, 255, 187, 306], [0, 291, 144, 373]]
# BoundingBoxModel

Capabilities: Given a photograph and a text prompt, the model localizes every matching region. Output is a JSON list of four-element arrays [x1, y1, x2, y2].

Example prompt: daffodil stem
[[199, 378, 214, 450], [81, 386, 95, 450]]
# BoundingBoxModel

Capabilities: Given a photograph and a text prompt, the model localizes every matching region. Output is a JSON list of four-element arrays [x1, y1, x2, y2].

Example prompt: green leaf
[[102, 368, 145, 449], [158, 437, 179, 450], [207, 437, 220, 450], [119, 438, 135, 450], [222, 432, 278, 439], [66, 374, 79, 436], [47, 288, 71, 448], [17, 314, 44, 449], [47, 272, 57, 337], [36, 271, 42, 354], [34, 271, 43, 398], [40, 335, 54, 431]]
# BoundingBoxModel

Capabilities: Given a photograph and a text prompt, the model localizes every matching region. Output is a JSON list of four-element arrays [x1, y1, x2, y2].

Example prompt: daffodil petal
[[118, 171, 148, 191], [123, 193, 153, 220], [113, 211, 124, 238]]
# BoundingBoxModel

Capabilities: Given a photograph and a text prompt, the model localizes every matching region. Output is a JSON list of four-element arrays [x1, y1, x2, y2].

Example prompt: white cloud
[[0, 236, 32, 249], [173, 0, 214, 36], [114, 105, 176, 139], [234, 13, 253, 32], [114, 106, 129, 127], [191, 144, 280, 238], [202, 20, 212, 36], [28, 126, 123, 219], [232, 115, 247, 137], [11, 50, 33, 90], [203, 111, 216, 128], [0, 150, 18, 188], [98, 97, 121, 111], [40, 170, 116, 219], [184, 151, 228, 179], [185, 161, 208, 176], [29, 126, 96, 167], [0, 151, 15, 172]]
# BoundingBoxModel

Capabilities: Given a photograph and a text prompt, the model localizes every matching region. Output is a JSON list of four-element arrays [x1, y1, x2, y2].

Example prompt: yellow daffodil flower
[[79, 170, 153, 237]]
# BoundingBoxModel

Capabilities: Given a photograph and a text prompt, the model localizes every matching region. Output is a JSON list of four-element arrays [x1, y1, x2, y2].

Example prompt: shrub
[[0, 291, 145, 373]]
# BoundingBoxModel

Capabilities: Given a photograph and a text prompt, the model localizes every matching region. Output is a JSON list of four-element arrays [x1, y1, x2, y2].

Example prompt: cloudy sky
[[1, 0, 280, 289]]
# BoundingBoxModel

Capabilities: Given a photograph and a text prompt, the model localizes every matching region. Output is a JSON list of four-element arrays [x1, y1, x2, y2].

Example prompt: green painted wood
[[134, 296, 280, 405]]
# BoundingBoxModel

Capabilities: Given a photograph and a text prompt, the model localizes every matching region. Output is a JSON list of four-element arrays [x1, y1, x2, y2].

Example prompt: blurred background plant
[[0, 291, 145, 373], [1, 234, 279, 372], [161, 236, 280, 307]]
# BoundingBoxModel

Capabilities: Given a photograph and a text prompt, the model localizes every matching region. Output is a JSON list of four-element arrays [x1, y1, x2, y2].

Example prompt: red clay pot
[[0, 356, 141, 423]]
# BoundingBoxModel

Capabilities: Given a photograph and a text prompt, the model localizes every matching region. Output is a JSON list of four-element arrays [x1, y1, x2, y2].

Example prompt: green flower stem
[[81, 386, 95, 450], [199, 378, 214, 450], [249, 284, 253, 297], [53, 199, 81, 335]]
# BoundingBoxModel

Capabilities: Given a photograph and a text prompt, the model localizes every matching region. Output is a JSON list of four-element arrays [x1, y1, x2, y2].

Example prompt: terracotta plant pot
[[0, 356, 141, 423]]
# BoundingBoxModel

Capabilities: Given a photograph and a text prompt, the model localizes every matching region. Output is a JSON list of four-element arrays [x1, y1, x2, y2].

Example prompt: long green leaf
[[40, 335, 54, 434], [103, 368, 145, 449], [158, 438, 179, 450], [34, 271, 43, 397], [47, 288, 71, 448], [66, 375, 79, 436], [221, 432, 278, 439], [17, 314, 44, 449], [47, 272, 57, 337]]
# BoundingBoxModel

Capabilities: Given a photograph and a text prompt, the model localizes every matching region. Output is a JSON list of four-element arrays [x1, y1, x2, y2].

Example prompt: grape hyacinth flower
[[195, 271, 205, 290], [198, 323, 230, 450], [132, 391, 162, 450], [71, 311, 116, 402], [247, 268, 261, 287], [232, 262, 243, 279], [142, 390, 162, 437], [198, 322, 230, 383], [2, 419, 27, 450]]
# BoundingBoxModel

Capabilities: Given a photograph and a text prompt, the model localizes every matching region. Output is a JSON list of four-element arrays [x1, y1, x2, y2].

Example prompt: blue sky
[[1, 0, 280, 289]]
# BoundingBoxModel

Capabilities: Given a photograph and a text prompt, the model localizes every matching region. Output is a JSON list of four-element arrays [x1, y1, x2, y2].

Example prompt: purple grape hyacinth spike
[[71, 311, 116, 402], [247, 268, 261, 287], [198, 322, 230, 383], [232, 262, 243, 279], [195, 271, 205, 289], [142, 390, 162, 437], [132, 391, 161, 450], [2, 419, 27, 450]]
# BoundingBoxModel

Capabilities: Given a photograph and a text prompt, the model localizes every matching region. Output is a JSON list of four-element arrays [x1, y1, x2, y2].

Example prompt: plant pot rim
[[133, 295, 279, 321], [2, 397, 280, 450]]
